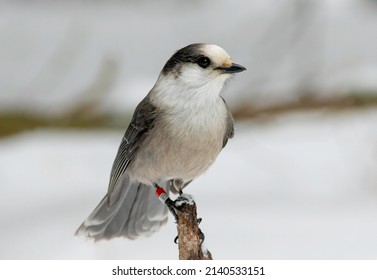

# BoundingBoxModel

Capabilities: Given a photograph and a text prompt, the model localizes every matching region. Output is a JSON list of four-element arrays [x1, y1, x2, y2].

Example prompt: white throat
[[150, 72, 229, 110], [148, 72, 229, 139]]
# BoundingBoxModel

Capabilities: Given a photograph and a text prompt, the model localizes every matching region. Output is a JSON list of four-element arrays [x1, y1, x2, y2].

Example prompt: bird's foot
[[155, 186, 203, 245], [155, 186, 194, 219], [174, 193, 195, 208]]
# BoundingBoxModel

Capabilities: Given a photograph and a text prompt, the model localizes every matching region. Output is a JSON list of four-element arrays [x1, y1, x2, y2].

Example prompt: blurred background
[[1, 0, 377, 259]]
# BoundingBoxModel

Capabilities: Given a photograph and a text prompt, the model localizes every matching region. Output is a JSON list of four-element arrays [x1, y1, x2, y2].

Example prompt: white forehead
[[201, 44, 231, 66]]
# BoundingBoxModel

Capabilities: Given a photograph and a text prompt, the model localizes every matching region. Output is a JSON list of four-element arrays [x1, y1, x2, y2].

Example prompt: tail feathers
[[76, 175, 168, 241]]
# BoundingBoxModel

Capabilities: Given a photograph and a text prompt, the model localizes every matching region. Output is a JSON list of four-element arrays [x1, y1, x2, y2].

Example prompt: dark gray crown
[[162, 43, 205, 74]]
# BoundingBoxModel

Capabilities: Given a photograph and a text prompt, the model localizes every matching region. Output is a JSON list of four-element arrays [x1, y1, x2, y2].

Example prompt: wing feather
[[107, 97, 157, 201], [221, 96, 234, 148]]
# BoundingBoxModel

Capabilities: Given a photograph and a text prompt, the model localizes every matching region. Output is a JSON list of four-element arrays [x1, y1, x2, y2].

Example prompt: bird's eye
[[196, 56, 211, 68]]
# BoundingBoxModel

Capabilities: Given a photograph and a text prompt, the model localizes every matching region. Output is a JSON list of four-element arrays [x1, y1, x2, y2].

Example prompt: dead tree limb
[[175, 194, 213, 260]]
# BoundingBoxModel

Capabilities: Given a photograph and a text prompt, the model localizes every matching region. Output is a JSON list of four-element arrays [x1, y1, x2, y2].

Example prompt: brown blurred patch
[[1, 93, 377, 138], [232, 94, 377, 120]]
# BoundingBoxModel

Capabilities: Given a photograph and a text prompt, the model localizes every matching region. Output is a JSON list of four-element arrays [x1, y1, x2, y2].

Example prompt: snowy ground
[[1, 109, 377, 259]]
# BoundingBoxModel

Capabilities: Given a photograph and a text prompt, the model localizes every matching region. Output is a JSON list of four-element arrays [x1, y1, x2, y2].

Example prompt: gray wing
[[221, 97, 234, 148], [107, 97, 157, 199]]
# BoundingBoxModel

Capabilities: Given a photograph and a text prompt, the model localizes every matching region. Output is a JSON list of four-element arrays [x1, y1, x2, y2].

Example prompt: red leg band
[[155, 186, 169, 204]]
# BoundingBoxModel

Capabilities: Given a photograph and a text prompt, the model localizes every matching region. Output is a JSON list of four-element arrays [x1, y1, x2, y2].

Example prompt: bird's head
[[152, 44, 245, 108], [160, 43, 246, 90]]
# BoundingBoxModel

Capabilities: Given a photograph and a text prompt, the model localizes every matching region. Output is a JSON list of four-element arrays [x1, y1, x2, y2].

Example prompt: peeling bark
[[175, 195, 213, 260]]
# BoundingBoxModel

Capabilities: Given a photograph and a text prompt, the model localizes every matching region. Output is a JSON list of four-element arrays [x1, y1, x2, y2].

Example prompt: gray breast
[[129, 101, 227, 184]]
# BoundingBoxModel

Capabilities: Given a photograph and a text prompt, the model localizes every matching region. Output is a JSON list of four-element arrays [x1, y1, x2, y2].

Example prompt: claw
[[198, 228, 205, 244]]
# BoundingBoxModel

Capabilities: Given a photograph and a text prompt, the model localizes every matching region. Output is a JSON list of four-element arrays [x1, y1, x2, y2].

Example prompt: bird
[[76, 43, 246, 241]]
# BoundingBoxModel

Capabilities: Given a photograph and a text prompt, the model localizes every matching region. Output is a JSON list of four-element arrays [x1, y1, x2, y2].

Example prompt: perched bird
[[76, 43, 246, 241]]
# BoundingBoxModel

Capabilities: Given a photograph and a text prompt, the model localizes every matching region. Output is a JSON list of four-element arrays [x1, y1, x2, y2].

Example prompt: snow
[[175, 194, 195, 207], [1, 109, 377, 259]]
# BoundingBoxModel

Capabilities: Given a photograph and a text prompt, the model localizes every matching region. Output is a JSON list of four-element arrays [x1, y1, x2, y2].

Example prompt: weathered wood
[[175, 194, 213, 260]]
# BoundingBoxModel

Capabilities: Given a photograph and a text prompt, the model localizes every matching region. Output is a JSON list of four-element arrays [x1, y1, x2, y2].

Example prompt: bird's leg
[[165, 198, 179, 222], [154, 185, 179, 222], [155, 184, 205, 244]]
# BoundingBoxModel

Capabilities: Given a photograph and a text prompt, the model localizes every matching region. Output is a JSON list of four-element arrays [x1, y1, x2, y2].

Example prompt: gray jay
[[76, 43, 246, 241]]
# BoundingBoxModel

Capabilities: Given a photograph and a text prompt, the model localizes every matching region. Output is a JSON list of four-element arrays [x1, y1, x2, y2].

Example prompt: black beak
[[216, 63, 246, 74]]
